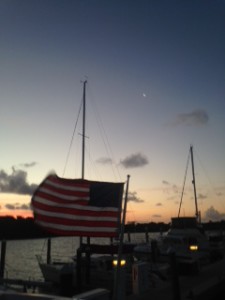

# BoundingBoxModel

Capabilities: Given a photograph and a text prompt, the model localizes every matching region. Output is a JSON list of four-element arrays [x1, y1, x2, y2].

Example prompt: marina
[[1, 1, 225, 299], [1, 141, 224, 299], [0, 231, 225, 299]]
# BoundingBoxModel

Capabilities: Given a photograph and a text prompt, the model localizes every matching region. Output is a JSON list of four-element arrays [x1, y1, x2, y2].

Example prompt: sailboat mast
[[81, 80, 87, 179], [190, 145, 199, 221]]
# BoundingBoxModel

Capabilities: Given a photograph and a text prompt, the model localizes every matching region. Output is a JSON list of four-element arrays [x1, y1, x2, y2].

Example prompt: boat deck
[[126, 256, 225, 300]]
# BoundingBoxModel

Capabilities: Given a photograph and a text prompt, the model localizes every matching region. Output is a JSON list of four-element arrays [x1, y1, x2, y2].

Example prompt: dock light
[[112, 259, 126, 267], [189, 245, 198, 251]]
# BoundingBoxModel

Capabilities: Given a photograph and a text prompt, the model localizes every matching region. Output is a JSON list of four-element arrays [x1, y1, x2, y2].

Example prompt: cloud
[[162, 180, 174, 194], [128, 191, 144, 203], [0, 168, 37, 195], [162, 180, 169, 185], [198, 193, 207, 200], [216, 192, 223, 197], [120, 153, 149, 169], [162, 180, 180, 196], [204, 206, 225, 222], [152, 214, 162, 218], [4, 202, 30, 211], [166, 196, 177, 201], [5, 204, 15, 210], [172, 184, 179, 193], [96, 157, 113, 165], [156, 202, 162, 206], [172, 109, 209, 126], [19, 162, 38, 168], [20, 204, 30, 210]]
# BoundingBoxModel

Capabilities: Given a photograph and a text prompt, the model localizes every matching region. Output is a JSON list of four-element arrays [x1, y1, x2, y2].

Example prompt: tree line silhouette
[[0, 216, 224, 240]]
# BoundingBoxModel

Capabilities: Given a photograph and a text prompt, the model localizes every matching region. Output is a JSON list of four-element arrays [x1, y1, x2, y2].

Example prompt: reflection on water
[[3, 232, 160, 281], [5, 237, 80, 281]]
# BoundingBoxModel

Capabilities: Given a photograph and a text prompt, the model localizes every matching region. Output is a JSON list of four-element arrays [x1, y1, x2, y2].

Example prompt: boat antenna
[[81, 80, 87, 179], [190, 145, 199, 222]]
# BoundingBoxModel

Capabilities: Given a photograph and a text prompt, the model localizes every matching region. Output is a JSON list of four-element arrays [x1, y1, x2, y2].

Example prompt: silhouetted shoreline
[[0, 216, 225, 240]]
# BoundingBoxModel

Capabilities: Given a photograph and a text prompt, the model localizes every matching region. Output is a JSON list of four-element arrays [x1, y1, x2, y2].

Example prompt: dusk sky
[[1, 0, 225, 223]]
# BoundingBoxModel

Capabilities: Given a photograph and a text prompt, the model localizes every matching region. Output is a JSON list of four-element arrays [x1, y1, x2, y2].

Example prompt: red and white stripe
[[32, 174, 122, 237]]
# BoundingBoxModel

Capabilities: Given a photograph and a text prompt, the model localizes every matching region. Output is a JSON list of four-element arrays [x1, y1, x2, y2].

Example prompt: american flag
[[31, 173, 124, 237]]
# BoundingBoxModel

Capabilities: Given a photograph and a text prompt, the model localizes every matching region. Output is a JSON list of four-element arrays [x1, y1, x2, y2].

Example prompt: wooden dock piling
[[0, 240, 6, 279]]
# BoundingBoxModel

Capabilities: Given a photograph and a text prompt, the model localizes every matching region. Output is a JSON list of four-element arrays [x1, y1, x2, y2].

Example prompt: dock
[[127, 257, 225, 300], [1, 237, 225, 300], [0, 258, 224, 300]]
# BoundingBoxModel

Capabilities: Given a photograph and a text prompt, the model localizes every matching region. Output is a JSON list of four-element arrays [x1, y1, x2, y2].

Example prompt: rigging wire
[[62, 97, 83, 177], [83, 139, 104, 181], [87, 84, 122, 181], [194, 149, 225, 212], [178, 150, 191, 218], [62, 82, 122, 182]]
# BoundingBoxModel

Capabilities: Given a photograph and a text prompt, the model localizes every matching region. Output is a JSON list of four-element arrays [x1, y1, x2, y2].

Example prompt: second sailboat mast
[[190, 145, 199, 221], [81, 80, 87, 179]]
